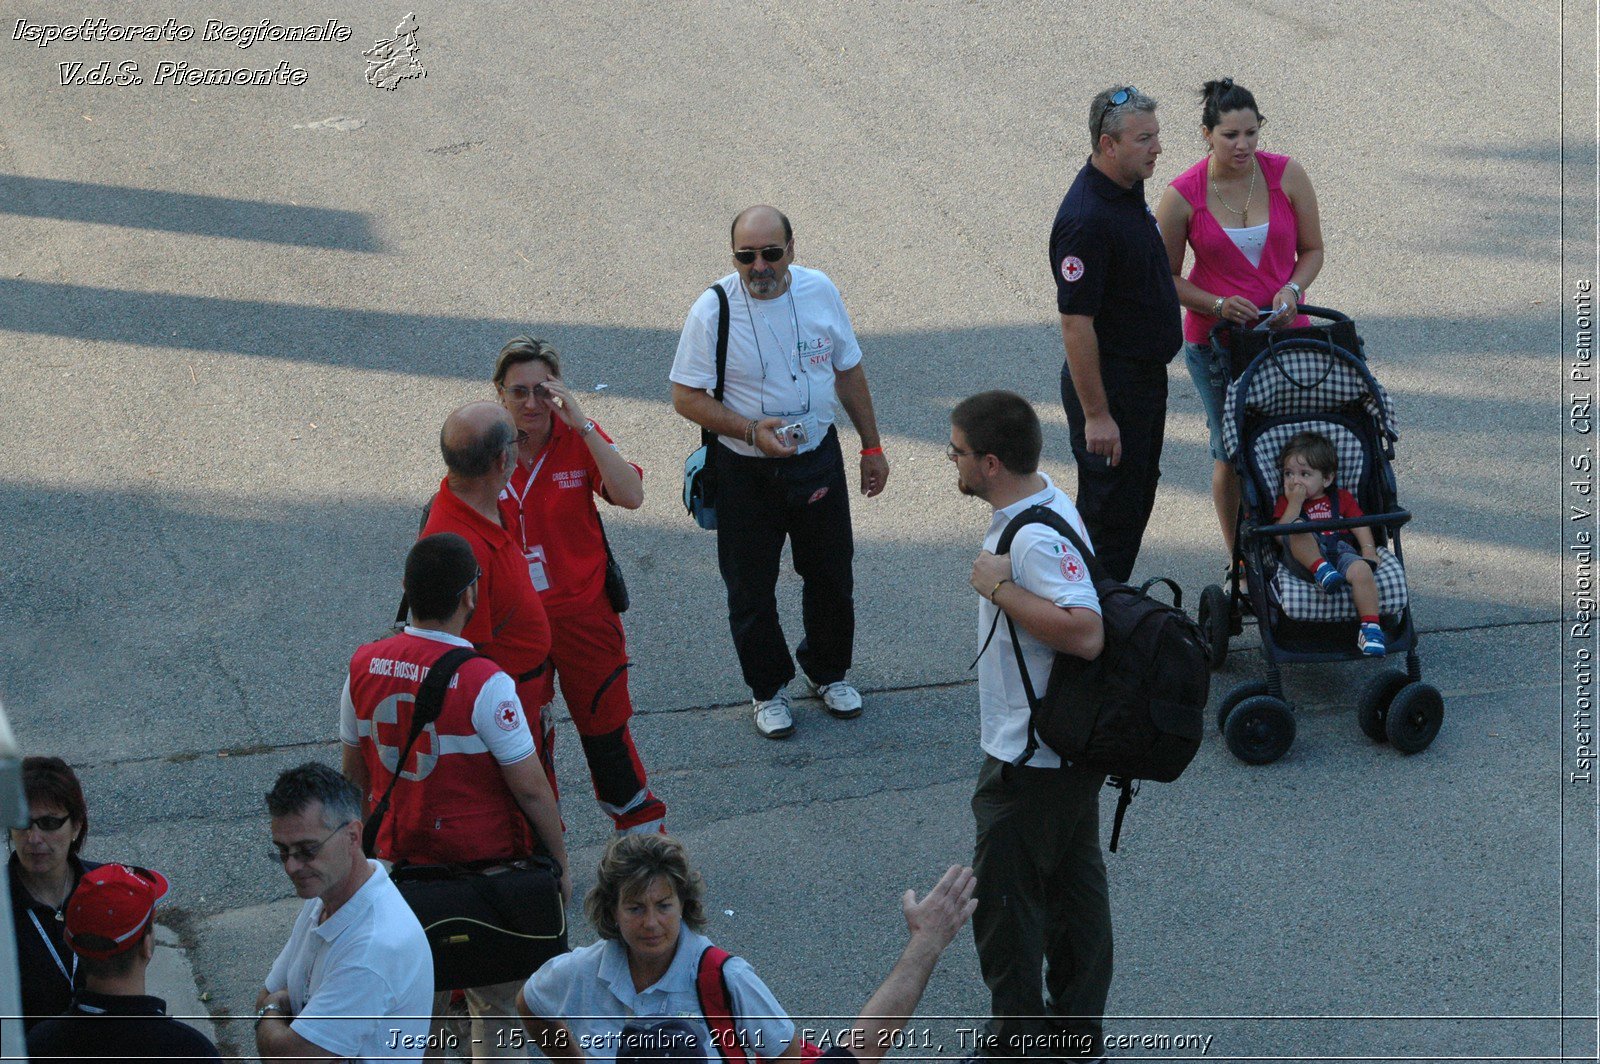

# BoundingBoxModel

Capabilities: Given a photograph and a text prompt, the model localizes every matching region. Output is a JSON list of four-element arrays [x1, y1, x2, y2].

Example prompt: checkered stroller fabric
[[1247, 419, 1370, 508], [1221, 341, 1398, 461], [1227, 341, 1410, 623], [1272, 546, 1409, 621]]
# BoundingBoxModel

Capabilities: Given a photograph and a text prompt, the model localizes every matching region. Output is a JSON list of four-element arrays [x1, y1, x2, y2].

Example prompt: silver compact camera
[[775, 421, 809, 447]]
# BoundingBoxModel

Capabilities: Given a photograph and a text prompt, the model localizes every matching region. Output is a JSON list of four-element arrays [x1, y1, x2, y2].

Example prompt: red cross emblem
[[1060, 256, 1084, 283], [495, 700, 520, 732], [1062, 556, 1085, 582]]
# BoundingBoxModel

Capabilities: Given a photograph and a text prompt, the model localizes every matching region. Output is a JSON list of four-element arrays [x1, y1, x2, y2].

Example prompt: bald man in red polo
[[421, 401, 559, 789]]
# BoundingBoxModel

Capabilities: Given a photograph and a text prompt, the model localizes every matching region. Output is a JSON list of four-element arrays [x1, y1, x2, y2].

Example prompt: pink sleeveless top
[[1170, 149, 1308, 344]]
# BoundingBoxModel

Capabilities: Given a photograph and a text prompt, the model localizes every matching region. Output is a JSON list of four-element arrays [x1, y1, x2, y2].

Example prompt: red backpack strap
[[696, 945, 750, 1064], [697, 945, 823, 1064]]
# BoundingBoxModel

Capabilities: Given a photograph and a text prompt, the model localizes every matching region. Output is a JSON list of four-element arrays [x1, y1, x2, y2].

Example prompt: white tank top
[[1223, 221, 1270, 268]]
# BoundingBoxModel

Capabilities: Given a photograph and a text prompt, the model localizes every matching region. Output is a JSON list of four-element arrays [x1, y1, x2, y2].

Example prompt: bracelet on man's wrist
[[990, 577, 1012, 602], [860, 446, 884, 456], [256, 1003, 286, 1030]]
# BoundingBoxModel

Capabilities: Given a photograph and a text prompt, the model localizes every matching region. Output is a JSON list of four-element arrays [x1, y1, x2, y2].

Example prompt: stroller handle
[[1250, 509, 1412, 540], [1209, 304, 1351, 347]]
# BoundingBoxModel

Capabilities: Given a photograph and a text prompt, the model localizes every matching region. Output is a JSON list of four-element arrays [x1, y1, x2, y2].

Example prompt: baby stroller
[[1196, 306, 1443, 764]]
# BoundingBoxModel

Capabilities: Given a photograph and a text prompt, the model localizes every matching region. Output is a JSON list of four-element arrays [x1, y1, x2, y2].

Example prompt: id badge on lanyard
[[525, 544, 550, 592], [509, 452, 552, 592]]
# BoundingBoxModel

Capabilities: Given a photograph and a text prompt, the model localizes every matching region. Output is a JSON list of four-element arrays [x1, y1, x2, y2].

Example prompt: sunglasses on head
[[732, 245, 786, 265], [1093, 85, 1140, 142]]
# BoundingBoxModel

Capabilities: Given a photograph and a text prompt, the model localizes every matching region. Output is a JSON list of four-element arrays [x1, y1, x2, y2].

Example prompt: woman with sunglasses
[[493, 336, 667, 835], [1154, 78, 1325, 561], [7, 756, 102, 1029]]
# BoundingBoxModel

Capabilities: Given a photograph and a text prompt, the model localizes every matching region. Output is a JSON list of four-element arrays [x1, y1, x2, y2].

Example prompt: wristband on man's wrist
[[256, 1003, 286, 1030], [860, 446, 883, 456], [990, 577, 1012, 602], [744, 420, 757, 447]]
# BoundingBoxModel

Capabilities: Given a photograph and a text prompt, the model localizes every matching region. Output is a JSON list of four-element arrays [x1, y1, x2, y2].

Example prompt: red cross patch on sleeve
[[495, 701, 521, 731], [1060, 256, 1085, 283]]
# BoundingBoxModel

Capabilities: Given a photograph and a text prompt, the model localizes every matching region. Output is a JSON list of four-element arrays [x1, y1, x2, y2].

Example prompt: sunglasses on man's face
[[732, 245, 787, 265]]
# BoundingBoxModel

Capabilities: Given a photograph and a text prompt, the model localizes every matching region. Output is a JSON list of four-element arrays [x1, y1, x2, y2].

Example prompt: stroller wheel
[[1385, 683, 1444, 754], [1217, 680, 1270, 733], [1199, 584, 1230, 670], [1356, 669, 1409, 743], [1224, 695, 1296, 765]]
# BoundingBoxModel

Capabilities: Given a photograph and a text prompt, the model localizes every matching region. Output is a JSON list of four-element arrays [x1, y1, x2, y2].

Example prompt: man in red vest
[[342, 531, 569, 1060]]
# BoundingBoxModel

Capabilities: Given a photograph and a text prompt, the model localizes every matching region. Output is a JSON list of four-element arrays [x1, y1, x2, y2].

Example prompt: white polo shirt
[[670, 264, 863, 457], [263, 861, 433, 1061], [522, 926, 794, 1063], [976, 473, 1101, 768]]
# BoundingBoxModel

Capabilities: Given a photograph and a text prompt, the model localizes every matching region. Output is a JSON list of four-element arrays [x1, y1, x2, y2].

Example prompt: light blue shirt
[[522, 926, 794, 1063]]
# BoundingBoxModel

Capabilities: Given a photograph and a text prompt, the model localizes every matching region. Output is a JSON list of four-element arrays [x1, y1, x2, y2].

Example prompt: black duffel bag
[[363, 646, 569, 990], [389, 856, 567, 991]]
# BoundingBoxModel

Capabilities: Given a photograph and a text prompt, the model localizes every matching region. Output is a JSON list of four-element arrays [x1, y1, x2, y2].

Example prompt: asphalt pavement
[[1, 2, 1594, 1061]]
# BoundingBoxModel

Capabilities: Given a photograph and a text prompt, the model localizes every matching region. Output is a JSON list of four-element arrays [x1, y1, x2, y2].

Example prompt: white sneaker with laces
[[753, 692, 795, 739], [811, 678, 863, 719]]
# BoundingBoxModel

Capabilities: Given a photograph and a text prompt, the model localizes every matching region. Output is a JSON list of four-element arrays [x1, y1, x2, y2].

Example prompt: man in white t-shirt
[[951, 390, 1111, 1064], [255, 763, 433, 1064], [670, 205, 889, 740]]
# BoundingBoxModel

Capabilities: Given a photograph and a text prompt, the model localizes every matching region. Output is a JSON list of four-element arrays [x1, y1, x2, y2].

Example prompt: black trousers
[[1060, 357, 1168, 583], [714, 428, 854, 701], [972, 756, 1112, 1062]]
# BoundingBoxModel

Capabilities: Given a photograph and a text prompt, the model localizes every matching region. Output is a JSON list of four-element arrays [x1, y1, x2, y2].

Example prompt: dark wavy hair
[[584, 833, 707, 942], [20, 756, 88, 856], [1200, 78, 1264, 130]]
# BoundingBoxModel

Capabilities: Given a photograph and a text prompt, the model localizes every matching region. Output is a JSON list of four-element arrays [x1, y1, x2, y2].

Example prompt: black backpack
[[992, 505, 1209, 850]]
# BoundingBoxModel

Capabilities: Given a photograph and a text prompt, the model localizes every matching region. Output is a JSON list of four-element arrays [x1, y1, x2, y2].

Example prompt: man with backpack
[[951, 390, 1111, 1064]]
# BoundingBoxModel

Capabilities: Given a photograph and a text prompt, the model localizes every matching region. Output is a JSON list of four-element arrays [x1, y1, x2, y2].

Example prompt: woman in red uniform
[[494, 336, 666, 834]]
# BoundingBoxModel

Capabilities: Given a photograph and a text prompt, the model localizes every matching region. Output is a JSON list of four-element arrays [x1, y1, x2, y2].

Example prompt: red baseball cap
[[63, 864, 170, 959]]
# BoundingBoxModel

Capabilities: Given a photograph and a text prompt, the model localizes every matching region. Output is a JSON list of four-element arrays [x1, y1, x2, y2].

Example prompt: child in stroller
[[1273, 430, 1385, 656], [1197, 304, 1444, 763]]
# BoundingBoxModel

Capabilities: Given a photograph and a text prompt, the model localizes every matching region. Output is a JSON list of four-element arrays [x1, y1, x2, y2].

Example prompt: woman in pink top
[[1154, 78, 1325, 559]]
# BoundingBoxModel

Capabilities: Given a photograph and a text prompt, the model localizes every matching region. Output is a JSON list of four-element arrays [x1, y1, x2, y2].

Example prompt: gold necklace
[[1209, 157, 1256, 222]]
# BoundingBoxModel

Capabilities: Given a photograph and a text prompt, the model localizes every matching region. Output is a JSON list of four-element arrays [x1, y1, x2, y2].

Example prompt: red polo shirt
[[500, 419, 642, 618], [420, 478, 551, 680]]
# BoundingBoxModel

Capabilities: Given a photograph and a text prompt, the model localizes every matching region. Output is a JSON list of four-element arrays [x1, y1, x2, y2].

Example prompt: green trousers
[[971, 755, 1112, 1062]]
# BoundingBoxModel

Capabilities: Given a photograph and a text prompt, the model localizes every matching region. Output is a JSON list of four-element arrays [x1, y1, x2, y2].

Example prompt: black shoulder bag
[[682, 283, 731, 530]]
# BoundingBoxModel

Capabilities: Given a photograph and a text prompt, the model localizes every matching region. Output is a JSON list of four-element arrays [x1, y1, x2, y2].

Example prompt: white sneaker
[[753, 692, 795, 739], [811, 678, 863, 719]]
